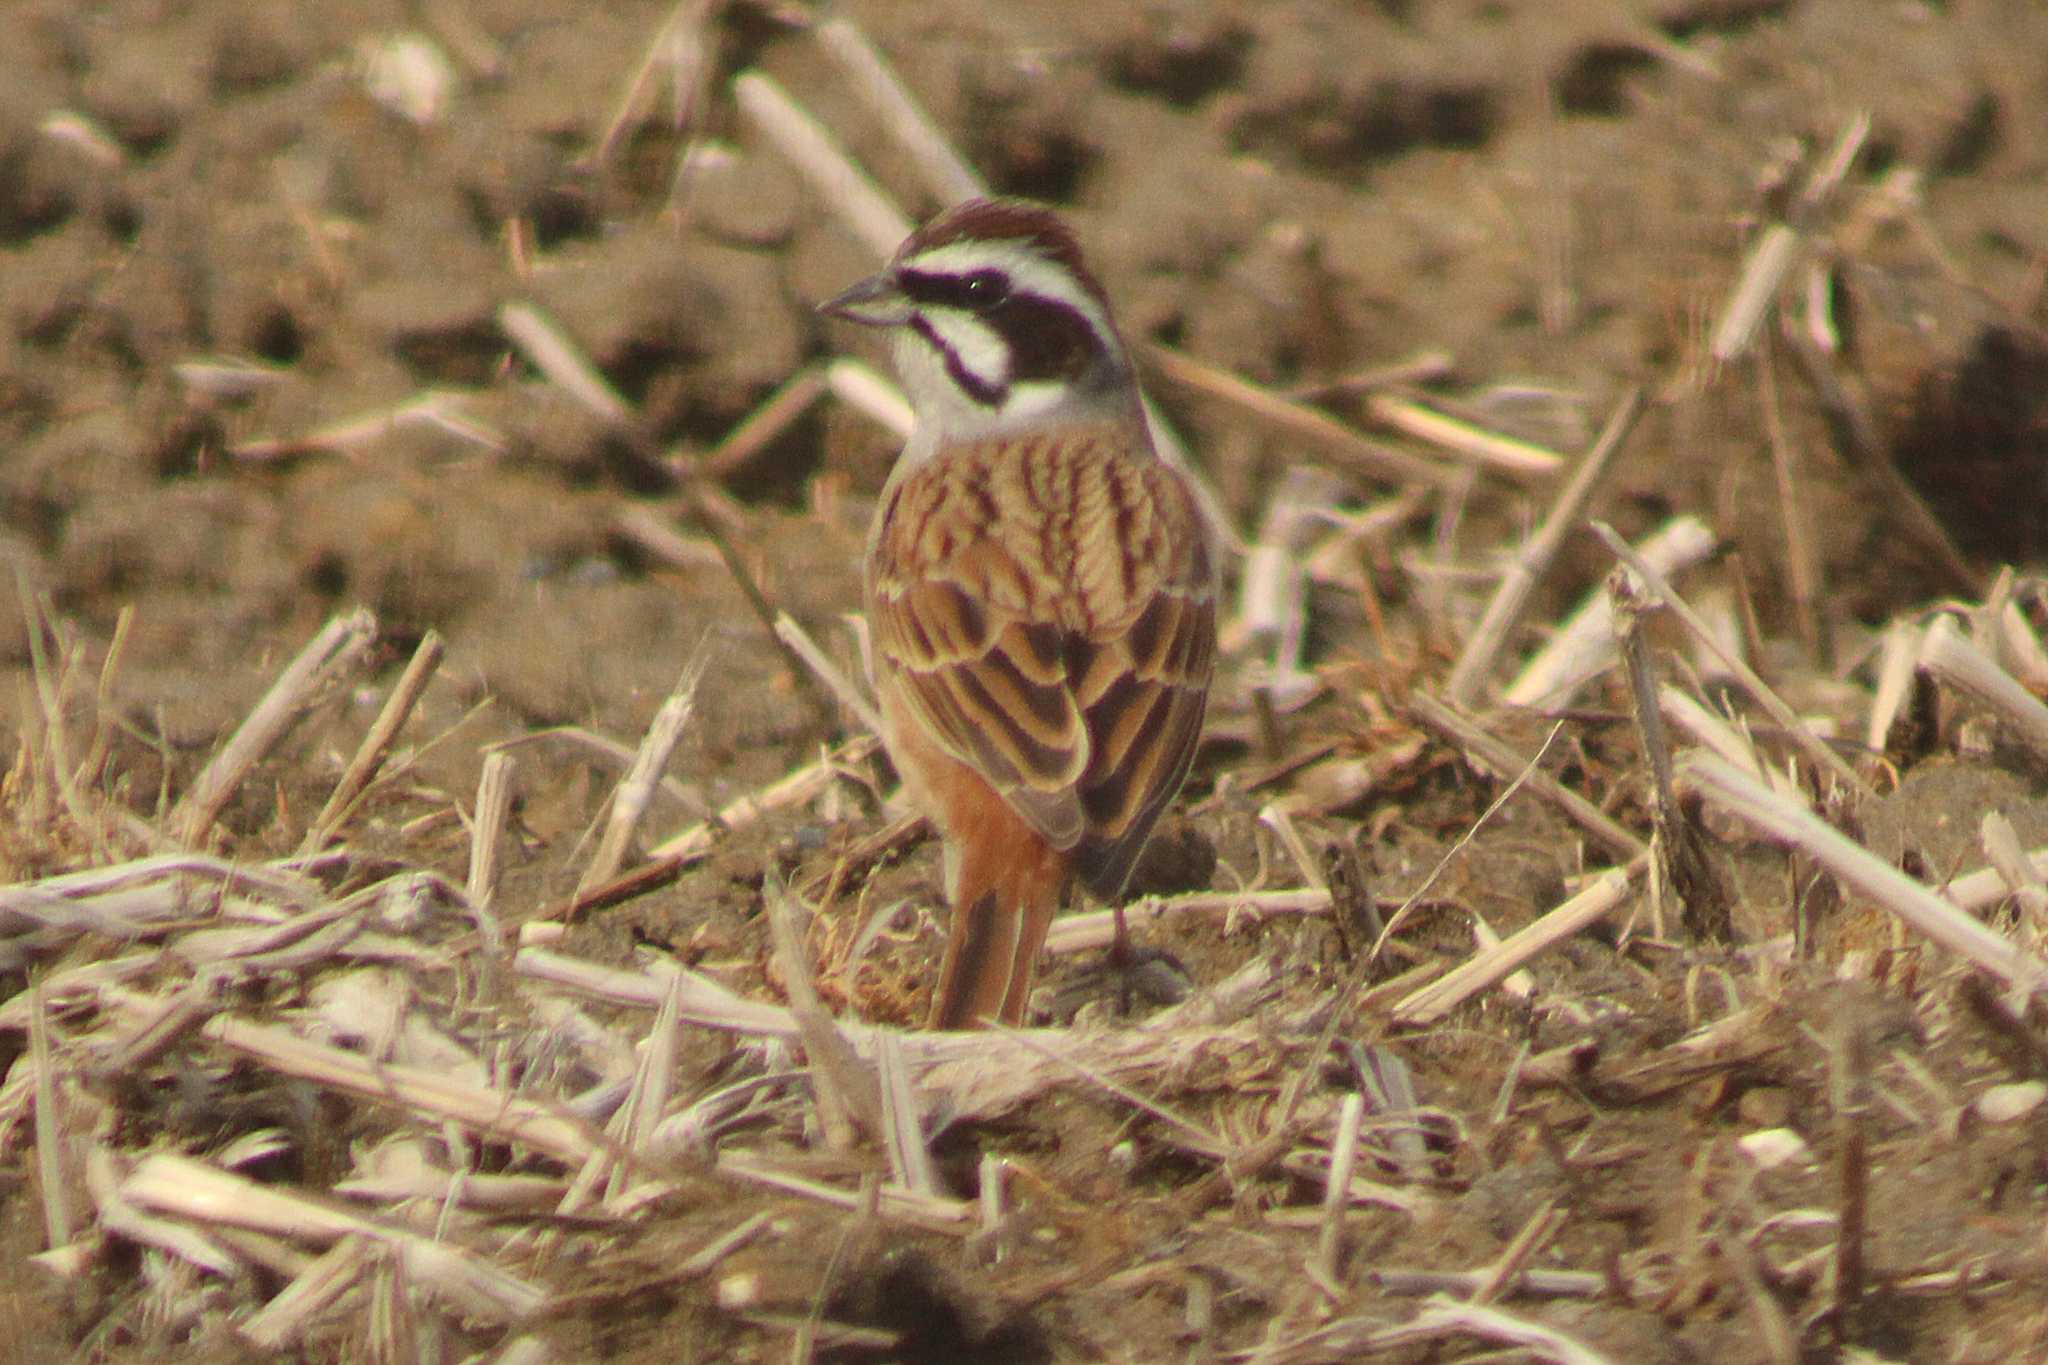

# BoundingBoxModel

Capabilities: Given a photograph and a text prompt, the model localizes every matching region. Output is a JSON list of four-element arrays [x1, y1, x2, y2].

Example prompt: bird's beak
[[818, 269, 910, 326]]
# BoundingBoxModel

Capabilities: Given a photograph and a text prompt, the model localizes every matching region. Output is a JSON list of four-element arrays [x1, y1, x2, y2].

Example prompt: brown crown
[[899, 198, 1110, 308]]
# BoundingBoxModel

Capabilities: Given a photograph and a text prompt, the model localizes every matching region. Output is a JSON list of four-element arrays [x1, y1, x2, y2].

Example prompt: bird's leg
[[1110, 902, 1136, 1015]]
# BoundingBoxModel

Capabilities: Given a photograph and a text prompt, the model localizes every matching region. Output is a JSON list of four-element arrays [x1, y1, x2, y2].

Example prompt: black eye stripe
[[899, 267, 1011, 312], [993, 295, 1099, 384]]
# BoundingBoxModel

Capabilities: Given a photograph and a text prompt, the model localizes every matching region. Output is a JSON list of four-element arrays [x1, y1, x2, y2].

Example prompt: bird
[[820, 198, 1217, 1029]]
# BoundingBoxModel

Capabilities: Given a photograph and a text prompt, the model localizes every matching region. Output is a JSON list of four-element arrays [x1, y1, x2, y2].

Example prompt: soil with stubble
[[5, 0, 2048, 1361]]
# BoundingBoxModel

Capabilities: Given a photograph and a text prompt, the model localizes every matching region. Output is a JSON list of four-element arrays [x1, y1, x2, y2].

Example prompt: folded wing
[[867, 427, 1215, 898]]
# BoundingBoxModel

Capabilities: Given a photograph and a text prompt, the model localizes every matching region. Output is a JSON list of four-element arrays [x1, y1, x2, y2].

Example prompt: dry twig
[[1830, 1000, 1872, 1343], [1709, 112, 1869, 363], [171, 610, 379, 846], [579, 650, 710, 895], [733, 70, 909, 259], [1444, 387, 1644, 704], [1361, 391, 1567, 479], [302, 630, 443, 854], [1314, 1092, 1365, 1281], [1148, 346, 1456, 489], [1593, 521, 1873, 798], [815, 18, 983, 204], [498, 299, 839, 731], [467, 751, 514, 946], [1392, 862, 1645, 1027], [1410, 695, 1645, 863], [1504, 516, 1716, 709], [1919, 615, 2048, 766], [1611, 570, 1731, 940], [1679, 752, 2048, 1002]]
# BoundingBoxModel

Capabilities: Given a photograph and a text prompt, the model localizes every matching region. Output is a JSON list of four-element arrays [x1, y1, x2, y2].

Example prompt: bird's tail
[[929, 827, 1067, 1029]]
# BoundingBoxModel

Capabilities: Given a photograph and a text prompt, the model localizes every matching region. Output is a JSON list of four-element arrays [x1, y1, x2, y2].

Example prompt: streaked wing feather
[[1070, 586, 1214, 896], [871, 580, 1091, 846]]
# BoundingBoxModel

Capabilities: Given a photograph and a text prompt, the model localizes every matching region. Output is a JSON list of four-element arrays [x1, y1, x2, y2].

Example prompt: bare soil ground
[[5, 0, 2048, 1361]]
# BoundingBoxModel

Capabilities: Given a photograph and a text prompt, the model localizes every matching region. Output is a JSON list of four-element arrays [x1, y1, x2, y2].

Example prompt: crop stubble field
[[4, 1, 2048, 1361]]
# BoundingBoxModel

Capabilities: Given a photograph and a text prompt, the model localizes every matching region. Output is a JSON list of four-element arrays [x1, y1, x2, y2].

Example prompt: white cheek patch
[[995, 379, 1070, 424], [891, 326, 1003, 444], [927, 311, 1009, 393]]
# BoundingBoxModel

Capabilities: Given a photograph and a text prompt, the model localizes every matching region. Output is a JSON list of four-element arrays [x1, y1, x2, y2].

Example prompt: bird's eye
[[899, 267, 1010, 313], [958, 269, 1007, 307]]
